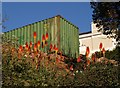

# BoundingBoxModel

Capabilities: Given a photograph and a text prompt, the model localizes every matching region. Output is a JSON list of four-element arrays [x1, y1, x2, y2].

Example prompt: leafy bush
[[93, 46, 120, 62], [2, 33, 120, 87], [105, 46, 120, 61]]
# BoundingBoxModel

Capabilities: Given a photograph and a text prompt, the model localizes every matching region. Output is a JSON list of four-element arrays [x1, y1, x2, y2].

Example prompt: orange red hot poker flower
[[102, 48, 105, 54], [55, 47, 58, 54], [25, 42, 29, 50], [77, 56, 81, 63], [42, 34, 45, 42], [86, 47, 90, 57], [34, 43, 37, 51], [33, 32, 37, 39], [87, 59, 90, 66], [50, 44, 53, 49], [49, 43, 53, 52], [19, 45, 23, 53], [37, 40, 40, 48], [30, 41, 32, 48], [53, 45, 58, 54], [53, 45, 56, 50], [99, 42, 103, 50], [45, 33, 48, 40], [42, 34, 45, 48], [102, 48, 105, 57]]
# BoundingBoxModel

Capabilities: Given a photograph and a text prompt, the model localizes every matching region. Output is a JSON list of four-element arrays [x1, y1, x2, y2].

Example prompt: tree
[[90, 2, 120, 45]]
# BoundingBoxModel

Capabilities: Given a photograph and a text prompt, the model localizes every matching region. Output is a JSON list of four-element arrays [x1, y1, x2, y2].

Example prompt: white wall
[[79, 23, 116, 55]]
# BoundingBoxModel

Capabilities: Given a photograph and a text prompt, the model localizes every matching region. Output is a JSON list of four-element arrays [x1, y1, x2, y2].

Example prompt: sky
[[2, 2, 93, 33]]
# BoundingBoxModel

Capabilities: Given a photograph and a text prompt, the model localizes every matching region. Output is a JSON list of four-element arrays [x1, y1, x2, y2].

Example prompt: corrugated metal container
[[3, 15, 79, 58]]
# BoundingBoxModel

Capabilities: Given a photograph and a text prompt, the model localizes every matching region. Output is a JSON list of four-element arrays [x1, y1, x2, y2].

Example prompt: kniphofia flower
[[45, 33, 48, 40], [99, 42, 103, 50], [77, 56, 81, 63], [28, 47, 31, 53], [42, 34, 45, 43], [37, 40, 40, 49], [50, 44, 53, 50], [34, 43, 37, 51], [19, 45, 23, 53], [42, 34, 45, 47], [102, 47, 105, 54], [35, 50, 39, 55], [102, 48, 105, 57], [33, 32, 37, 39], [55, 47, 58, 54], [45, 41, 48, 46], [86, 47, 90, 58], [25, 42, 29, 50], [53, 45, 56, 50], [30, 41, 32, 48]]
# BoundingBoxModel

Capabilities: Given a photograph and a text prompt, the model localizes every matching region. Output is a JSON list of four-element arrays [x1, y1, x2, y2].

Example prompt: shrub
[[105, 46, 120, 61], [2, 33, 120, 87]]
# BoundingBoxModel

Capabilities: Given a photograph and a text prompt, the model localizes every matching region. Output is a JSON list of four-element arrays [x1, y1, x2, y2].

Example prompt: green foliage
[[2, 36, 120, 87], [74, 63, 119, 87], [93, 46, 120, 62], [90, 2, 120, 44], [105, 46, 120, 61]]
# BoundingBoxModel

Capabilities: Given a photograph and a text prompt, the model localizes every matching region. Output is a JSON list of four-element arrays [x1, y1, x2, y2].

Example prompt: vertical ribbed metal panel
[[34, 22, 37, 43], [55, 17, 58, 47], [59, 16, 79, 58], [23, 27, 25, 45], [14, 29, 18, 47], [38, 22, 41, 50], [36, 22, 39, 42], [12, 30, 15, 40], [26, 26, 28, 43], [15, 29, 17, 41], [18, 28, 20, 45], [10, 30, 13, 39], [3, 15, 79, 58], [24, 26, 26, 44], [41, 21, 43, 52], [29, 24, 32, 44], [21, 27, 24, 45], [27, 25, 30, 43], [31, 24, 34, 44], [44, 20, 46, 52]]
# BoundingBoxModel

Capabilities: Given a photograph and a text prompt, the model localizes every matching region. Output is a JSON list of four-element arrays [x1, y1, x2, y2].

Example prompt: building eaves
[[79, 31, 91, 35]]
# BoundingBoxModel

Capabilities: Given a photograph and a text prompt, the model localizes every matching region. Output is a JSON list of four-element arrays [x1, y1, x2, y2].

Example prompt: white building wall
[[79, 23, 116, 55]]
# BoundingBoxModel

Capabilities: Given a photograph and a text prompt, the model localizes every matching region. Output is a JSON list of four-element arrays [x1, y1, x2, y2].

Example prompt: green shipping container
[[3, 15, 79, 58]]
